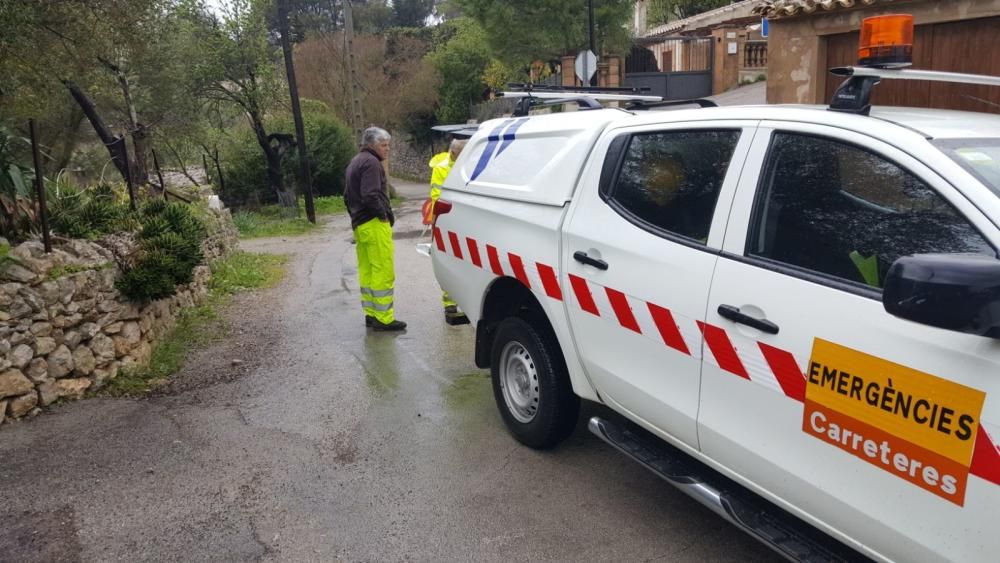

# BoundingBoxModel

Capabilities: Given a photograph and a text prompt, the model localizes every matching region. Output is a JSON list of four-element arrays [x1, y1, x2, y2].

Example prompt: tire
[[490, 316, 580, 449]]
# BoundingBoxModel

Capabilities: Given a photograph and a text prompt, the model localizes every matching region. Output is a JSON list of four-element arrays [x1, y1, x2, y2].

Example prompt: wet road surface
[[0, 179, 778, 562]]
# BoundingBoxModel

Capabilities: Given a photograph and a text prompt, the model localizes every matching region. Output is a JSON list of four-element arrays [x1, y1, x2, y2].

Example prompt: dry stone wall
[[390, 134, 436, 182], [0, 209, 238, 424]]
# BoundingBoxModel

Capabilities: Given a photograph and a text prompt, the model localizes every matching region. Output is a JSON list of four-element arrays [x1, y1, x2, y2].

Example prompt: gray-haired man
[[344, 127, 406, 331]]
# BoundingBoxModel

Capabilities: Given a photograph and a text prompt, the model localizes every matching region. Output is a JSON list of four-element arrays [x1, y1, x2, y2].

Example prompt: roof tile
[[753, 0, 906, 19]]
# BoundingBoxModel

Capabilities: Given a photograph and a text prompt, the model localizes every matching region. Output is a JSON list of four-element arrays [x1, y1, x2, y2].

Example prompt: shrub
[[115, 202, 207, 302], [47, 184, 137, 239], [220, 100, 355, 208]]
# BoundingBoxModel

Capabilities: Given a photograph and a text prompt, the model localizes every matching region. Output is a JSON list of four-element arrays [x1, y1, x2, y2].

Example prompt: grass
[[234, 195, 402, 239], [99, 251, 288, 397], [233, 195, 347, 239]]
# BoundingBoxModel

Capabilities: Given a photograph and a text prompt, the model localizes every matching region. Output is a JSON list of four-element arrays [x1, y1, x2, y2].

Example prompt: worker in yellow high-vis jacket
[[429, 138, 467, 324], [345, 127, 406, 332]]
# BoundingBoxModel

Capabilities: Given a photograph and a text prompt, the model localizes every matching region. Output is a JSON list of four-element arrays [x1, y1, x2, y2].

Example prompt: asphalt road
[[0, 179, 778, 562]]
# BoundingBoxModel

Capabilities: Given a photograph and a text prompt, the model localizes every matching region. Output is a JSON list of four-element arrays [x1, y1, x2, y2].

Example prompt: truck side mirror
[[883, 253, 1000, 338]]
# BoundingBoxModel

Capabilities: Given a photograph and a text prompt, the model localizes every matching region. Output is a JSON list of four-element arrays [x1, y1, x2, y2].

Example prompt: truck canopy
[[443, 110, 624, 206]]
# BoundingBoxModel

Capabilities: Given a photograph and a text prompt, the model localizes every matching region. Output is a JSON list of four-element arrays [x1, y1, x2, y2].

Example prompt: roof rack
[[502, 83, 663, 117], [627, 98, 718, 110], [829, 66, 1000, 115]]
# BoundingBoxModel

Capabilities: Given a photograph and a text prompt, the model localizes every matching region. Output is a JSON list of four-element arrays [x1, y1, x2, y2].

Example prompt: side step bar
[[588, 417, 867, 563]]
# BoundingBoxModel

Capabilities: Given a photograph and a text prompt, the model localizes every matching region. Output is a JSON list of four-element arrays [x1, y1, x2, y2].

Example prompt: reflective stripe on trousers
[[354, 218, 395, 323]]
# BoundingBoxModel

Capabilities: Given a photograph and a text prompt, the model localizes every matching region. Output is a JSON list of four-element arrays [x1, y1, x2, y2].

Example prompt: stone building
[[756, 0, 1000, 112]]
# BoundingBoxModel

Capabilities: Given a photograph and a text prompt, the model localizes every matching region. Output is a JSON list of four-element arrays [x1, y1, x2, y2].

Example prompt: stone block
[[139, 314, 153, 334], [79, 322, 100, 340], [54, 378, 91, 399], [121, 321, 141, 346], [94, 362, 119, 383], [112, 336, 130, 358], [37, 280, 61, 304], [46, 345, 74, 378], [52, 313, 82, 329], [30, 322, 52, 336], [19, 288, 44, 311], [97, 298, 119, 314], [37, 381, 59, 406], [57, 277, 76, 304], [62, 330, 82, 348], [0, 263, 37, 283], [8, 392, 37, 418], [103, 321, 124, 334], [129, 342, 152, 366], [72, 346, 96, 376], [26, 358, 48, 382], [117, 304, 140, 321], [10, 344, 34, 369], [10, 331, 31, 347], [0, 369, 33, 399], [34, 336, 57, 356], [90, 334, 116, 363]]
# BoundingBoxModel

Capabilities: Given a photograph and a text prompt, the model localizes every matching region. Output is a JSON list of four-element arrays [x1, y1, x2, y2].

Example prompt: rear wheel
[[490, 317, 579, 449]]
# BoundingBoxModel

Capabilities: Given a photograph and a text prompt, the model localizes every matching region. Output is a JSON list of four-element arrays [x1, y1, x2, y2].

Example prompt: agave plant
[[0, 127, 38, 242]]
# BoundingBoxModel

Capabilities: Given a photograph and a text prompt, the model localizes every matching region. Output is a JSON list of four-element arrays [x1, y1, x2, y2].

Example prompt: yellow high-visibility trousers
[[355, 218, 395, 324], [442, 292, 457, 308]]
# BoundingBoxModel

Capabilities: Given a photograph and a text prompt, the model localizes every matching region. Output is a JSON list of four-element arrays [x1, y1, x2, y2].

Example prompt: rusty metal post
[[151, 147, 167, 200], [278, 0, 315, 223], [28, 119, 52, 253]]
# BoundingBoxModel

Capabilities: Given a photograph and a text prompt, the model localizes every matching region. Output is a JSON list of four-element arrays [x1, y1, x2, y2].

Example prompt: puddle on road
[[359, 336, 401, 396], [443, 372, 491, 410]]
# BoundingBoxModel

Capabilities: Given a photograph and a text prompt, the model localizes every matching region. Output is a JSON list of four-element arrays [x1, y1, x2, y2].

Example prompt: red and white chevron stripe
[[433, 227, 1000, 485]]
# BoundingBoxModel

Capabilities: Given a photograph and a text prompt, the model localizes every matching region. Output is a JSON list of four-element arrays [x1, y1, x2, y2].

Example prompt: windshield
[[934, 138, 1000, 195]]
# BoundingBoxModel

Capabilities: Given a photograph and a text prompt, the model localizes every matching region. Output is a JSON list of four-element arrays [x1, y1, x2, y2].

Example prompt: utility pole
[[29, 119, 52, 253], [278, 0, 316, 223], [588, 0, 596, 86], [343, 0, 364, 144]]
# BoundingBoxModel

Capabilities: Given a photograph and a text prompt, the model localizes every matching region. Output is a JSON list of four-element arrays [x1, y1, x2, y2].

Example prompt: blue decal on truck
[[468, 118, 528, 183]]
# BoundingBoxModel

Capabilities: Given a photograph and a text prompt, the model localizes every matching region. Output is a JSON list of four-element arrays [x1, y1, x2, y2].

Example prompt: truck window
[[607, 130, 740, 244], [748, 132, 994, 289]]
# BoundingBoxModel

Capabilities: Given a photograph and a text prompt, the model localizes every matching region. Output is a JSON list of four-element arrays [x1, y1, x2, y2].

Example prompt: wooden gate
[[824, 16, 1000, 114]]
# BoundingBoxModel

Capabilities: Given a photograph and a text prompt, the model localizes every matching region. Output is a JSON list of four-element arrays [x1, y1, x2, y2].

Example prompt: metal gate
[[625, 36, 714, 100]]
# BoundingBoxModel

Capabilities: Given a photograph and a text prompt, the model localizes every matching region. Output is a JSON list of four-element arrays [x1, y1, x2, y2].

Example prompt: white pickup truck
[[430, 80, 1000, 562]]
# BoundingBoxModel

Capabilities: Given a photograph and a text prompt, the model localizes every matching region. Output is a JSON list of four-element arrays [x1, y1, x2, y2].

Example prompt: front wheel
[[490, 317, 579, 449]]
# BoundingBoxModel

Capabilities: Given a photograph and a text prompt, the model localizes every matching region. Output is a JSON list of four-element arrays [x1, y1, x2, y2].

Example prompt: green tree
[[183, 0, 298, 207], [426, 18, 491, 123], [0, 0, 198, 190], [456, 0, 633, 64], [220, 101, 354, 206], [648, 0, 731, 25], [393, 0, 435, 27]]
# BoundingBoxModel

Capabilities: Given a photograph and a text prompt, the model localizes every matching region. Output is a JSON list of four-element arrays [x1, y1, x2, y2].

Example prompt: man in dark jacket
[[345, 127, 406, 331]]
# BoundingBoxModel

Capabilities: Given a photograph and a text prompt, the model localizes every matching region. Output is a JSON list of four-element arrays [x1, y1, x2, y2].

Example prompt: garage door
[[824, 16, 1000, 114]]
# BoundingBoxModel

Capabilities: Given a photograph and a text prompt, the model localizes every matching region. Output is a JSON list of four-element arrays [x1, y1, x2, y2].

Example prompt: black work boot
[[444, 305, 470, 326], [373, 319, 407, 332]]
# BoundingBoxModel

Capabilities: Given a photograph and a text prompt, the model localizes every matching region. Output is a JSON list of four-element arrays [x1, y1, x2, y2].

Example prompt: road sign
[[575, 50, 598, 84], [762, 17, 769, 38]]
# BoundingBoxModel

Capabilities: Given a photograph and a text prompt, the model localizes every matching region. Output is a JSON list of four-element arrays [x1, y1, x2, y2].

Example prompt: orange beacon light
[[858, 14, 914, 68]]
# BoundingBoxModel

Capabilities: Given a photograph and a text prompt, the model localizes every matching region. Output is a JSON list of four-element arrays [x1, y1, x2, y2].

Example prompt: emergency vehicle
[[430, 16, 1000, 562]]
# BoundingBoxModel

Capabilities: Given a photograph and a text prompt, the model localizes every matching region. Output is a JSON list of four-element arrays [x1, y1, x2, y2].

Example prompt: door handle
[[717, 305, 779, 335], [573, 251, 609, 271]]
